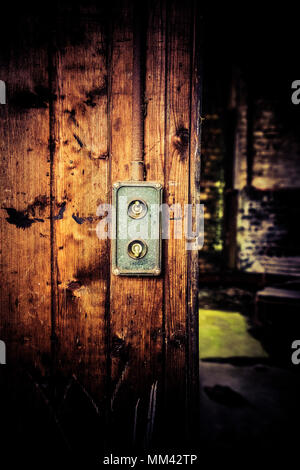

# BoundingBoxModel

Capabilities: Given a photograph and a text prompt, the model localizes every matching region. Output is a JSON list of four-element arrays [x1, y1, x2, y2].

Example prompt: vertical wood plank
[[109, 0, 164, 450], [164, 0, 193, 447], [109, 2, 134, 447], [143, 0, 166, 447], [51, 2, 109, 400], [0, 10, 51, 372], [187, 0, 201, 446], [144, 0, 166, 183]]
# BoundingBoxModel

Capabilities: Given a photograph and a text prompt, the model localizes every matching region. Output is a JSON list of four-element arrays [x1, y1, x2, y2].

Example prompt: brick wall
[[201, 68, 300, 276]]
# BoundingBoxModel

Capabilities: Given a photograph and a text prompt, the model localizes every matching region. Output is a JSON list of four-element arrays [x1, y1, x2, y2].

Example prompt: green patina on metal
[[112, 182, 162, 276]]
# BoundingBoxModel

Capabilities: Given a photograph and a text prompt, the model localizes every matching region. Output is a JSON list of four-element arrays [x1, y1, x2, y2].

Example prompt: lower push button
[[127, 239, 148, 259]]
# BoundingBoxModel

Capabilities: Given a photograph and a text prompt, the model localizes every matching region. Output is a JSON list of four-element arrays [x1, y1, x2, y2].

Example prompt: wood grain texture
[[109, 0, 165, 450], [109, 0, 139, 448], [186, 0, 202, 446], [51, 2, 109, 400], [0, 10, 51, 372], [163, 0, 193, 447], [143, 0, 166, 446], [0, 0, 201, 450]]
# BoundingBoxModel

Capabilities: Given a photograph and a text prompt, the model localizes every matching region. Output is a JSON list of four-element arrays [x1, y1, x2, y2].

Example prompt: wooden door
[[0, 0, 201, 454]]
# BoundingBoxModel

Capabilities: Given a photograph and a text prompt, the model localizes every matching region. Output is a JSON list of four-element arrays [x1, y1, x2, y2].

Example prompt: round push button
[[127, 239, 148, 259], [128, 199, 148, 219]]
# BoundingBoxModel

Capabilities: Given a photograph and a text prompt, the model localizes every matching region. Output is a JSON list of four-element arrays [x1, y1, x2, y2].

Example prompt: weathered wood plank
[[186, 0, 201, 446], [109, 0, 136, 448], [163, 0, 193, 447], [0, 10, 51, 371], [142, 0, 166, 447], [51, 2, 109, 400], [109, 0, 165, 450]]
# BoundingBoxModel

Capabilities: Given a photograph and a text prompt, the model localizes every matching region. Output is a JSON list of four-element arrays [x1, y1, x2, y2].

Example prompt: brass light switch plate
[[112, 181, 162, 276]]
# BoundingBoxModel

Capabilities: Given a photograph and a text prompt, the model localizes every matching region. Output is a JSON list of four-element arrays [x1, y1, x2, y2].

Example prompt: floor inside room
[[197, 283, 300, 462]]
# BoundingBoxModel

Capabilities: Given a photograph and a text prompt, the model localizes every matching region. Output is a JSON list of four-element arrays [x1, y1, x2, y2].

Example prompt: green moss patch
[[199, 309, 268, 359]]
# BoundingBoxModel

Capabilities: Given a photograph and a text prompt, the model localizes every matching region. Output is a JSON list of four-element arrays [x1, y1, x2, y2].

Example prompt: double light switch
[[112, 181, 162, 276]]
